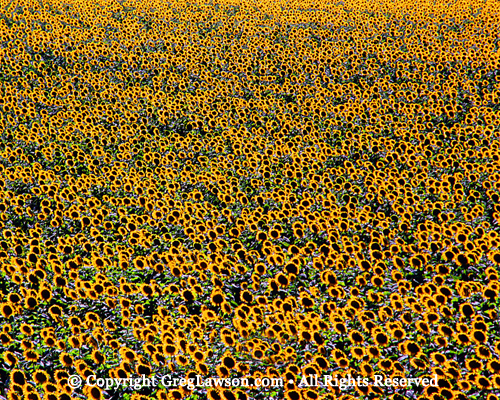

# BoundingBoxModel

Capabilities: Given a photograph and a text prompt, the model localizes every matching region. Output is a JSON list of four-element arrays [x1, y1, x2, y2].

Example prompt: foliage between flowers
[[0, 0, 500, 399]]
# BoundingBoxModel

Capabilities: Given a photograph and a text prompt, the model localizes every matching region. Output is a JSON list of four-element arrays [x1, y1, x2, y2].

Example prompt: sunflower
[[190, 350, 204, 363], [359, 362, 374, 377], [252, 348, 264, 359], [458, 379, 472, 391], [202, 308, 218, 322], [254, 263, 266, 275], [373, 332, 390, 347], [471, 330, 488, 345], [91, 350, 105, 365], [416, 321, 431, 335], [285, 390, 302, 400], [20, 324, 33, 336], [437, 324, 453, 337], [377, 358, 393, 371], [454, 332, 470, 346], [431, 352, 447, 365], [222, 355, 236, 370], [393, 327, 408, 340], [300, 296, 314, 309], [466, 359, 483, 372], [221, 302, 232, 314], [216, 364, 231, 378], [23, 348, 39, 362], [336, 357, 349, 368], [366, 346, 381, 360], [240, 290, 254, 303], [33, 370, 49, 385], [349, 330, 364, 344], [434, 336, 448, 349], [136, 363, 151, 376], [88, 386, 102, 400], [476, 375, 491, 390], [276, 273, 289, 287], [1, 303, 14, 319], [403, 341, 421, 356], [220, 389, 237, 400], [221, 333, 236, 347], [371, 275, 384, 287], [10, 369, 29, 390], [333, 322, 347, 334], [120, 348, 136, 363], [459, 302, 475, 318], [175, 354, 189, 367], [59, 352, 73, 367], [3, 351, 17, 366], [425, 312, 440, 324]]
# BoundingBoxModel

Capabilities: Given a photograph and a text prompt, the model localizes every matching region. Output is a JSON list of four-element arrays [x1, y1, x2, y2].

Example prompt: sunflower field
[[0, 0, 500, 399]]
